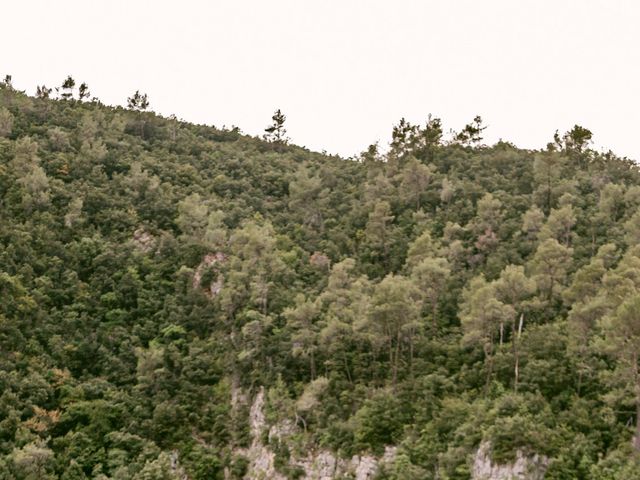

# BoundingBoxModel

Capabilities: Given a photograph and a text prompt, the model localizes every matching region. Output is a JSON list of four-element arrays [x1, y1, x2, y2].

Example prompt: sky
[[4, 0, 640, 160]]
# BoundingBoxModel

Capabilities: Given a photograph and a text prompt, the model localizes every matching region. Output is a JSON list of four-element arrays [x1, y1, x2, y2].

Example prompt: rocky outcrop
[[234, 387, 396, 480], [193, 252, 226, 297], [472, 441, 549, 480], [309, 251, 331, 270], [169, 450, 190, 480], [132, 227, 155, 253], [234, 387, 284, 480], [293, 445, 396, 480]]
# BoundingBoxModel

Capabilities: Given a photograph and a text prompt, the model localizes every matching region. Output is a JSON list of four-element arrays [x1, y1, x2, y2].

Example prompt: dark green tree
[[264, 108, 288, 144], [60, 75, 76, 100]]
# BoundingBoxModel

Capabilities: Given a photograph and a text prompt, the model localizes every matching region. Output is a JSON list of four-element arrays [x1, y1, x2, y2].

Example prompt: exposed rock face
[[472, 441, 549, 480], [236, 387, 285, 480], [293, 446, 396, 480], [309, 251, 331, 270], [295, 450, 339, 480], [235, 387, 396, 480], [132, 227, 155, 253], [169, 450, 190, 480], [193, 252, 226, 297]]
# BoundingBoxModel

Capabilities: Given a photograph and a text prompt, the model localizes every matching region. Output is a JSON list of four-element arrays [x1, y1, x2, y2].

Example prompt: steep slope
[[2, 83, 640, 479]]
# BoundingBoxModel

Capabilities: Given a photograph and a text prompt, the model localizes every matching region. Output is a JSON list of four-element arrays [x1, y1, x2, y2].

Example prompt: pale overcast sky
[[4, 1, 640, 160]]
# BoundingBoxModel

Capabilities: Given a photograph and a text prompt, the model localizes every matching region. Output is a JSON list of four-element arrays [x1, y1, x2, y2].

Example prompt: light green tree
[[11, 136, 40, 176], [64, 197, 84, 228], [317, 259, 371, 383], [288, 165, 329, 237], [176, 193, 209, 239], [398, 156, 434, 210], [624, 210, 640, 247], [521, 205, 545, 241], [18, 165, 50, 211], [133, 452, 182, 480], [0, 106, 13, 137], [440, 177, 455, 205], [364, 200, 398, 269], [460, 275, 515, 391], [404, 230, 439, 270], [600, 296, 640, 452], [11, 440, 55, 480], [528, 238, 573, 302], [364, 173, 396, 208], [203, 210, 228, 251], [532, 152, 566, 213], [494, 265, 536, 390], [598, 183, 626, 221], [295, 376, 329, 430], [473, 192, 503, 236], [363, 274, 422, 385], [538, 203, 577, 246], [284, 294, 321, 379], [411, 257, 450, 332]]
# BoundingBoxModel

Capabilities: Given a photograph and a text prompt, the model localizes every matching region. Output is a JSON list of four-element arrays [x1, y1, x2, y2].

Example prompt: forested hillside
[[2, 78, 640, 479]]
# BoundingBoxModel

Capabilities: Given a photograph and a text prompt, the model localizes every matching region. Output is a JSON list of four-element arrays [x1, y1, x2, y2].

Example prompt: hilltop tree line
[[1, 76, 640, 479]]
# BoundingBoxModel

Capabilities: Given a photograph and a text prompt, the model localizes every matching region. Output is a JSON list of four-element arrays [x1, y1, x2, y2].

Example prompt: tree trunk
[[392, 330, 402, 387], [432, 300, 438, 334], [408, 328, 414, 377], [389, 336, 396, 386], [484, 340, 494, 395], [635, 397, 640, 453], [343, 350, 353, 385], [514, 313, 524, 392], [634, 351, 640, 452], [262, 289, 268, 315], [546, 172, 552, 214], [296, 413, 307, 432]]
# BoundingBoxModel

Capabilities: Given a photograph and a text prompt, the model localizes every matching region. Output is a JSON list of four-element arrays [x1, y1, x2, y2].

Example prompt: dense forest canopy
[[2, 76, 640, 479]]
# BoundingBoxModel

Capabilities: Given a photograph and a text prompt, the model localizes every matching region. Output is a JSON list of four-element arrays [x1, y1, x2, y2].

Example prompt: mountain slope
[[2, 84, 640, 479]]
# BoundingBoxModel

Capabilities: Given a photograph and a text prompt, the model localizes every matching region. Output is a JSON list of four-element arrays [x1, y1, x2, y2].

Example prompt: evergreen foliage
[[1, 77, 640, 478]]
